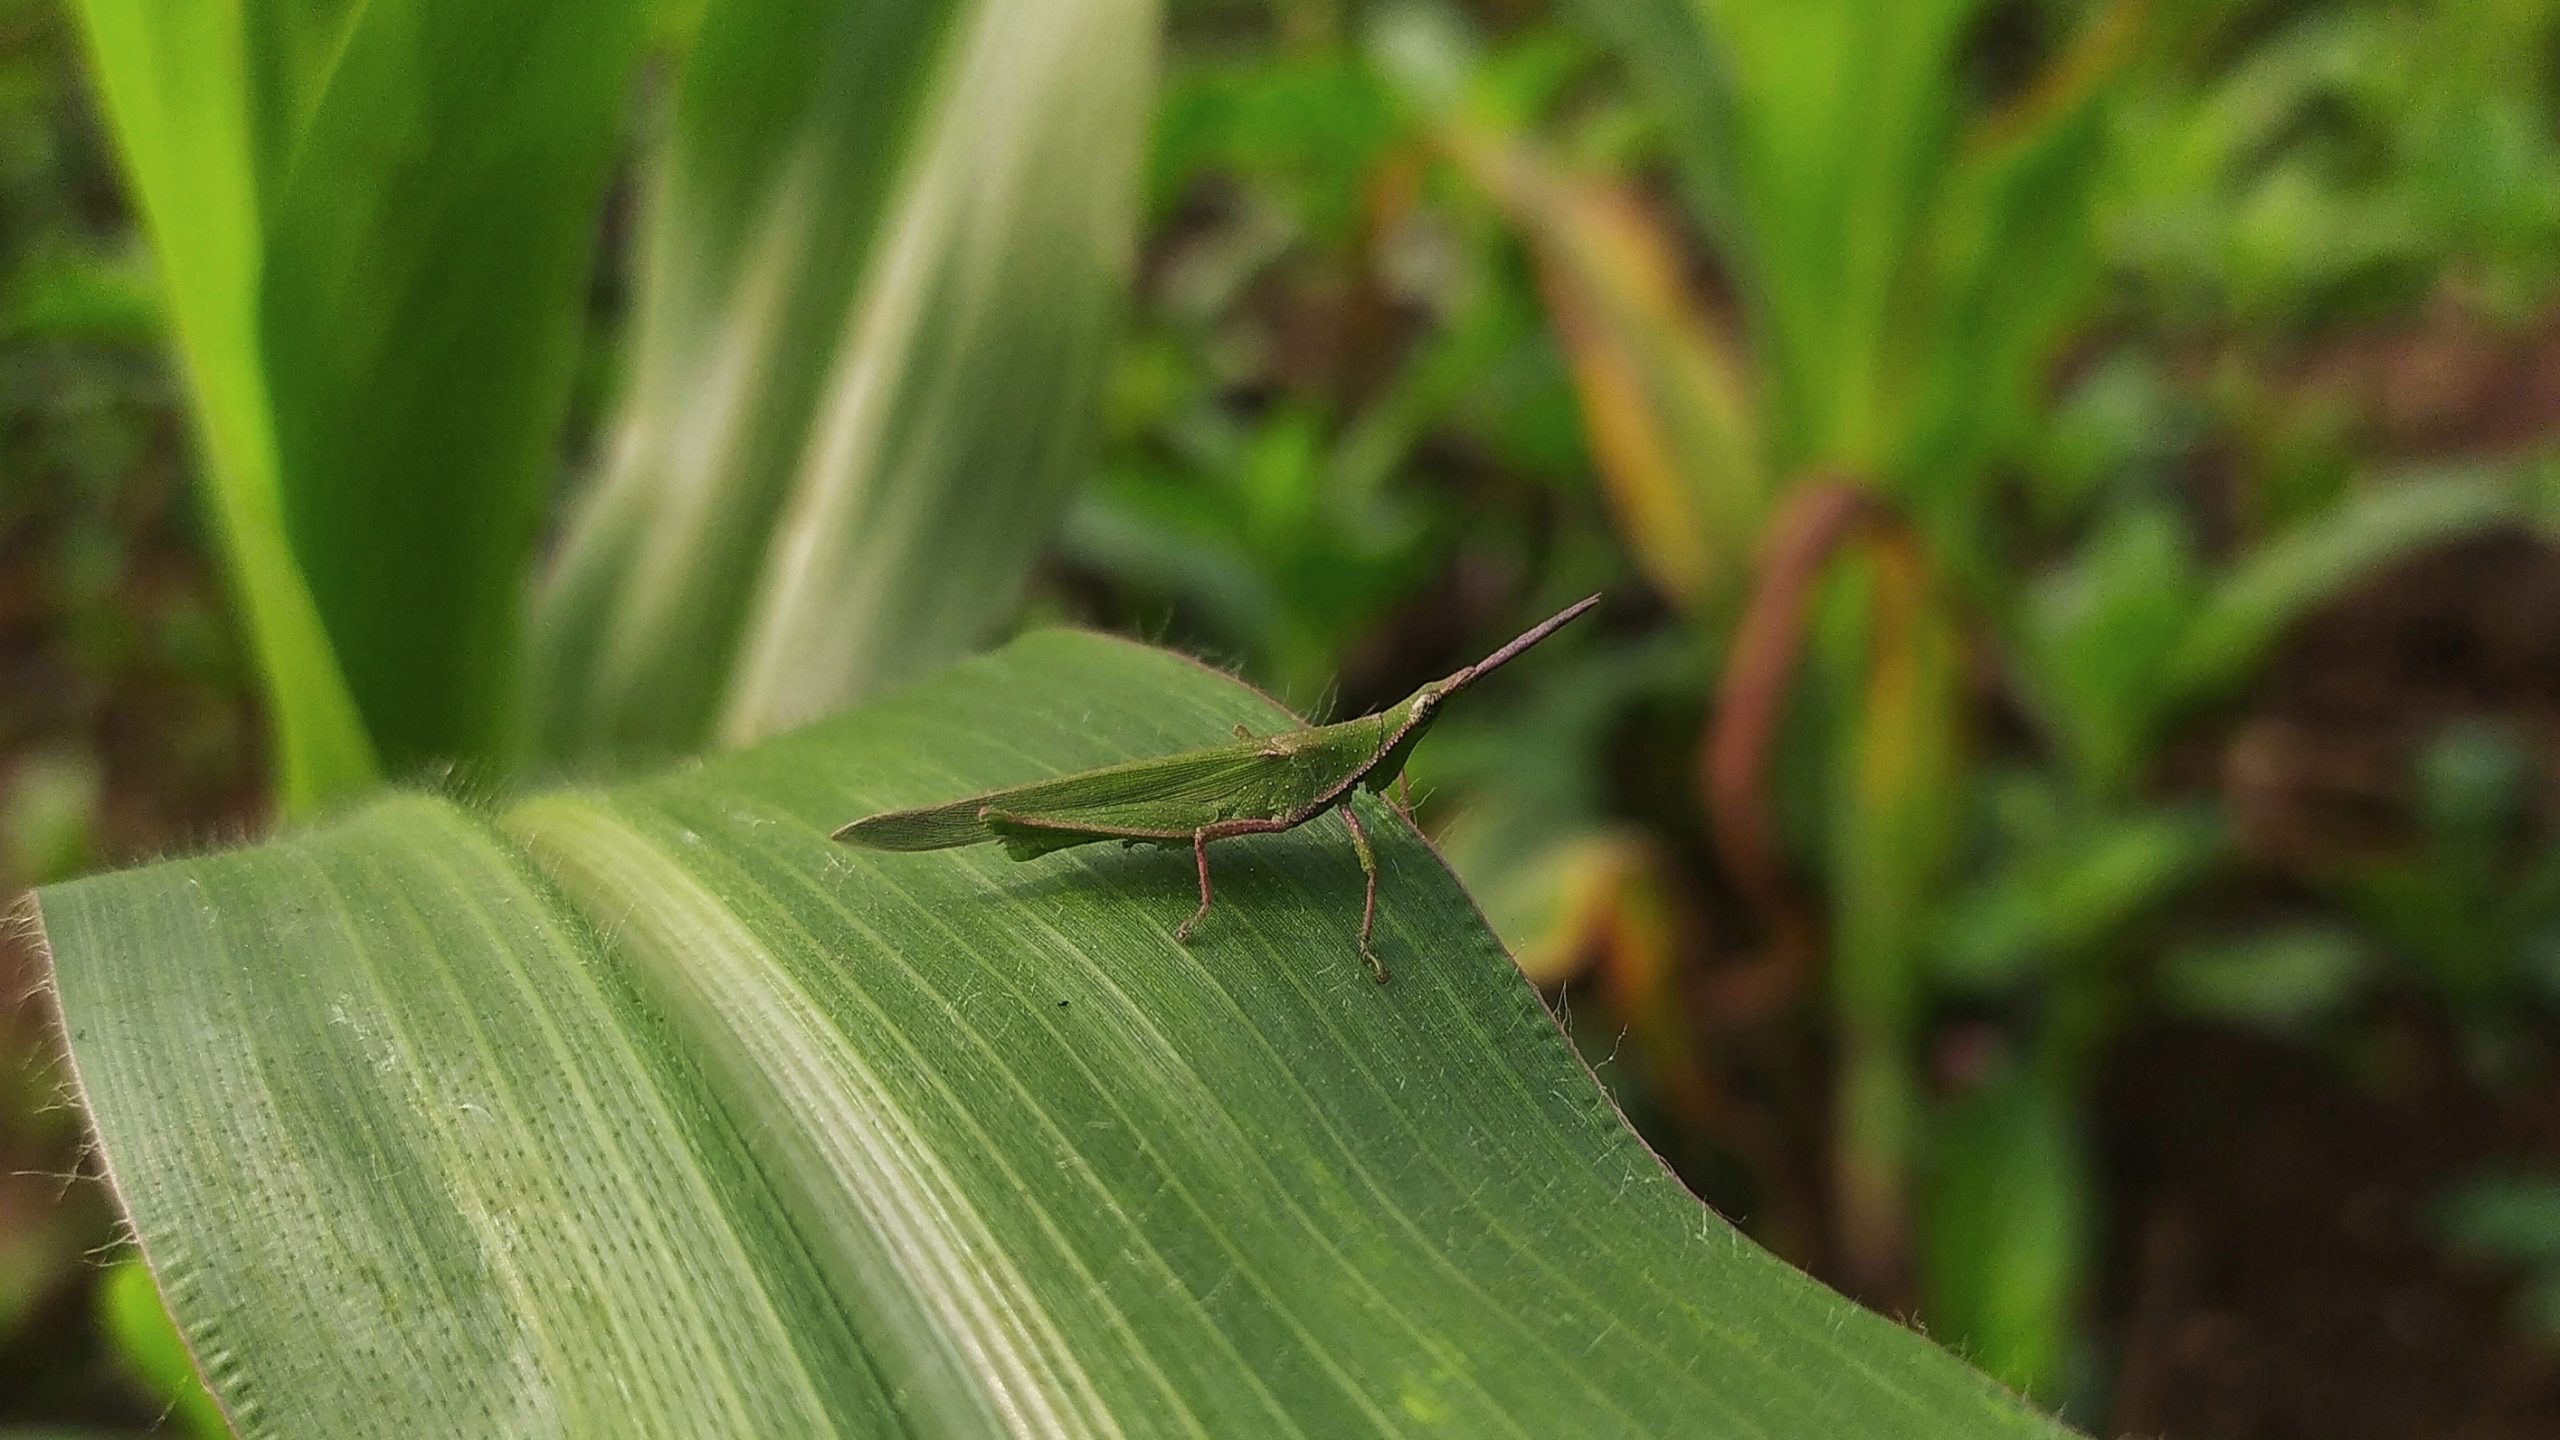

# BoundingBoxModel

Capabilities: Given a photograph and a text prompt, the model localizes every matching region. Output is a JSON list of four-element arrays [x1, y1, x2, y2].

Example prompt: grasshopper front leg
[[1339, 804, 1387, 983]]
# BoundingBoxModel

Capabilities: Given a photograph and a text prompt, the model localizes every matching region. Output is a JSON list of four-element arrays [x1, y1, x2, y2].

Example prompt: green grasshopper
[[834, 594, 1599, 982]]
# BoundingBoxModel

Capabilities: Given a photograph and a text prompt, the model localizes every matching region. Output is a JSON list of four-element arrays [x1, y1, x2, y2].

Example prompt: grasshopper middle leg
[[1174, 817, 1292, 946]]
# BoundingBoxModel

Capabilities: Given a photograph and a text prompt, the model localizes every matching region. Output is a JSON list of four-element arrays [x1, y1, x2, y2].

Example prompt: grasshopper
[[833, 594, 1600, 982]]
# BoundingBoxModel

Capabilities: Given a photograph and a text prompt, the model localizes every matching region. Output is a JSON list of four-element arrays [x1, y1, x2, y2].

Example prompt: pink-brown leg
[[1175, 830, 1214, 943], [1171, 817, 1295, 947]]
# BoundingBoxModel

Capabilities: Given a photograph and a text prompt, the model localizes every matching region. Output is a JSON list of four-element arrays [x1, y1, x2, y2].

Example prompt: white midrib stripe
[[529, 804, 1122, 1440]]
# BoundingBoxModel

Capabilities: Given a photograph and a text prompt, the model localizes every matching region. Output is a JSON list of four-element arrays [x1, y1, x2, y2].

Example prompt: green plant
[[19, 0, 2089, 1432], [1076, 28, 1600, 705], [2108, 0, 2560, 330], [1373, 0, 2560, 1406], [2436, 1172, 2560, 1345], [71, 0, 1155, 801], [1378, 0, 2132, 1359]]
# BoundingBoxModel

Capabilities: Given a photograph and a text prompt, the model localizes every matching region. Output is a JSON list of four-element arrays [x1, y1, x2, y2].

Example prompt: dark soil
[[2101, 1024, 2560, 1440], [2098, 313, 2560, 1438]]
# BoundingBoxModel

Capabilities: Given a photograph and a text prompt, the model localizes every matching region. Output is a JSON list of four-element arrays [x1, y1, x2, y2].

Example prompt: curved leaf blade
[[39, 633, 2066, 1437], [65, 0, 377, 810], [257, 0, 653, 769], [74, 0, 652, 783], [533, 0, 1158, 762]]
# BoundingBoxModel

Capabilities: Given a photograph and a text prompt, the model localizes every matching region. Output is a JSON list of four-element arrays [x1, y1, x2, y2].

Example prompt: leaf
[[2165, 459, 2557, 708], [532, 0, 1160, 764], [1370, 7, 1764, 612], [35, 631, 2068, 1438], [2022, 505, 2206, 797], [1823, 540, 1969, 1295], [66, 0, 375, 809], [1566, 0, 1983, 468], [97, 1259, 226, 1440], [256, 0, 654, 771], [71, 0, 653, 787], [1921, 1069, 2092, 1401]]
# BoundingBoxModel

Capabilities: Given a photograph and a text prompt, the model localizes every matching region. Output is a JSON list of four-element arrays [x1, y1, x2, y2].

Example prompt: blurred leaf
[[1901, 10, 2127, 533], [1563, 0, 2135, 510], [1568, 0, 1983, 468], [98, 1259, 226, 1440], [36, 631, 2068, 1438], [2032, 355, 2194, 531], [533, 0, 1160, 763], [1072, 410, 1436, 704], [2166, 460, 2556, 708], [1420, 629, 1701, 992], [2337, 720, 2560, 1032], [2437, 1173, 2560, 1347], [1936, 799, 2223, 991], [67, 0, 377, 809], [1506, 175, 1765, 609], [1151, 52, 1399, 239], [2158, 925, 2370, 1029], [2022, 505, 2205, 797], [74, 0, 652, 788], [2, 748, 102, 888], [0, 245, 161, 344], [2435, 1173, 2560, 1262], [1372, 5, 1764, 611], [1921, 1068, 2091, 1401], [256, 0, 650, 773], [1824, 541, 1968, 1294], [2415, 719, 2536, 846]]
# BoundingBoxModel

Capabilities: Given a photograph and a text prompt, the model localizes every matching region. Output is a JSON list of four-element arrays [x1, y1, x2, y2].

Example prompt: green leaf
[[37, 632, 2065, 1437], [2166, 459, 2556, 708], [532, 0, 1160, 764], [98, 1259, 227, 1440], [66, 0, 375, 809], [1565, 0, 1983, 468], [1921, 1070, 2092, 1401], [71, 0, 653, 787], [1374, 5, 1766, 613], [257, 0, 653, 771], [2022, 505, 2205, 797]]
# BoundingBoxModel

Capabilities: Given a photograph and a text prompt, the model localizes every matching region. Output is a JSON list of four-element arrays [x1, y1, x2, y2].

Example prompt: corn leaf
[[35, 632, 2067, 1438], [66, 0, 374, 809], [532, 0, 1157, 764], [70, 0, 652, 789]]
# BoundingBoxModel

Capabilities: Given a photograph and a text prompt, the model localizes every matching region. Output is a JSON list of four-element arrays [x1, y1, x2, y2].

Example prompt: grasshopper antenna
[[1440, 593, 1602, 697]]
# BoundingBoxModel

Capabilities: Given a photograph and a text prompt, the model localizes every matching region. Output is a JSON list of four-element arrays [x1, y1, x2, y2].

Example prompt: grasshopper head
[[1362, 596, 1598, 794]]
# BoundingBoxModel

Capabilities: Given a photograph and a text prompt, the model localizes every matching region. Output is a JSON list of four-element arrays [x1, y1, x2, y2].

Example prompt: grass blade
[[257, 0, 652, 771]]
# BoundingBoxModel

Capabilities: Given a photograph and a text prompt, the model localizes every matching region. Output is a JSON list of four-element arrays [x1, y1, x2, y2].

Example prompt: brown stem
[[1698, 479, 1916, 1021]]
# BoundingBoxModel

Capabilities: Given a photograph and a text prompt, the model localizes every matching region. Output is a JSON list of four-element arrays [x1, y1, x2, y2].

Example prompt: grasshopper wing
[[833, 798, 998, 850]]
